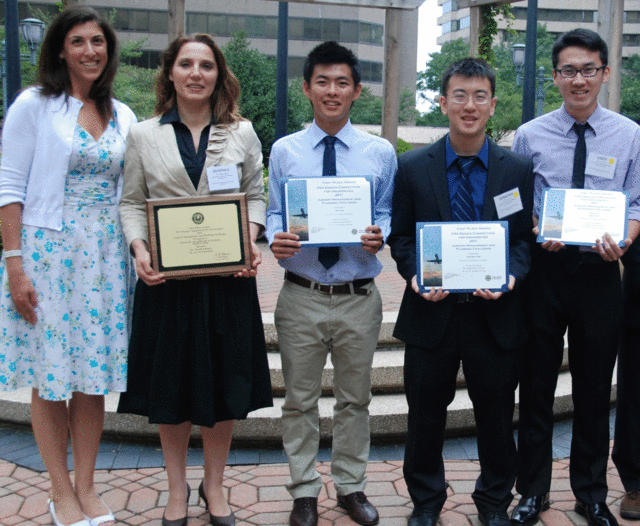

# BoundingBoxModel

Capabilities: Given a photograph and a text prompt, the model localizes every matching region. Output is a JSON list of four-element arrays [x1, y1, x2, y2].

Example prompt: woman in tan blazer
[[117, 34, 272, 526]]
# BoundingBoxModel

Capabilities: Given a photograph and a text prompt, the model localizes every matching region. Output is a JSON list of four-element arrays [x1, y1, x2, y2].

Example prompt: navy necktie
[[452, 157, 475, 222], [572, 123, 588, 189], [318, 136, 340, 269]]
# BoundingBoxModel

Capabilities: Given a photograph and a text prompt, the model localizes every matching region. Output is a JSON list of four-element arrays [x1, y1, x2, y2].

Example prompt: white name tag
[[494, 187, 523, 219], [585, 153, 617, 180], [207, 165, 238, 192]]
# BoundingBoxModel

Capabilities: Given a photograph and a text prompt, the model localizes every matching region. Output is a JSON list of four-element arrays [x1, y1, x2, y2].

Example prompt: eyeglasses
[[554, 65, 606, 79], [448, 93, 491, 105]]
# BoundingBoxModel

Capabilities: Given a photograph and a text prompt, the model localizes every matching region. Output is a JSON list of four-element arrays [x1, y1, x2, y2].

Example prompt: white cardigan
[[0, 87, 137, 231]]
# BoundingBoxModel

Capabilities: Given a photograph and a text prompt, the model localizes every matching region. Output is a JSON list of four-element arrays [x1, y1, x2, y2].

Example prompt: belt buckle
[[457, 293, 473, 303]]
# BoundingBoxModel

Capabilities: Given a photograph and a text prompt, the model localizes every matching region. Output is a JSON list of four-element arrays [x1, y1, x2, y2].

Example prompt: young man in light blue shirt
[[511, 28, 640, 526], [265, 41, 396, 526]]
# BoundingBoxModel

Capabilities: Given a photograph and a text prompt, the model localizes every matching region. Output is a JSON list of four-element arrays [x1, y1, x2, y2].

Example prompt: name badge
[[207, 165, 238, 192], [585, 153, 617, 180], [494, 187, 523, 219]]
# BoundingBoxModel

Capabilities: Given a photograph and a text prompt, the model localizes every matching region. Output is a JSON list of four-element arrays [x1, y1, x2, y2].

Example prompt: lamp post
[[2, 18, 45, 115], [511, 43, 526, 86], [20, 18, 46, 66], [535, 66, 554, 117]]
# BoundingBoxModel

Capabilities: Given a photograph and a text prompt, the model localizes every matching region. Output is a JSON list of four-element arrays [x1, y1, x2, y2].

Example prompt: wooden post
[[468, 6, 483, 57], [168, 0, 186, 41], [598, 0, 623, 112], [381, 7, 401, 151]]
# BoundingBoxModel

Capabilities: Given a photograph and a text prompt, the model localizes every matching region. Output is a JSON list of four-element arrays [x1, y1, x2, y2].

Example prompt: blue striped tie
[[452, 157, 475, 222]]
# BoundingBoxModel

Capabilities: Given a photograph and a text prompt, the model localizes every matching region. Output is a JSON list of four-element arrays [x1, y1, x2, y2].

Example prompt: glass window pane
[[149, 11, 167, 33], [323, 19, 340, 41], [360, 22, 372, 43], [341, 21, 358, 43], [246, 16, 266, 37], [187, 13, 208, 34], [288, 56, 305, 79], [228, 15, 246, 35], [266, 17, 278, 38], [371, 62, 382, 82], [289, 18, 304, 39], [371, 24, 383, 45], [114, 9, 131, 31], [132, 11, 149, 32], [208, 14, 228, 36], [304, 19, 321, 40]]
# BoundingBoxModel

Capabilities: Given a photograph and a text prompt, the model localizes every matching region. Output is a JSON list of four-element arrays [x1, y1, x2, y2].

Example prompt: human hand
[[361, 225, 383, 255], [271, 232, 301, 260], [7, 263, 38, 325], [411, 275, 449, 302]]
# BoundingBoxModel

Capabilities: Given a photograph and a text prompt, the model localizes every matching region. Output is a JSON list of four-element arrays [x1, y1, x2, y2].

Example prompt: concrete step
[[0, 319, 601, 447]]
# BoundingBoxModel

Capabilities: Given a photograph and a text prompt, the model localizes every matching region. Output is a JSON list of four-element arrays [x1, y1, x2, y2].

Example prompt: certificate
[[416, 222, 509, 293], [538, 188, 629, 246], [146, 194, 251, 278], [282, 176, 374, 246]]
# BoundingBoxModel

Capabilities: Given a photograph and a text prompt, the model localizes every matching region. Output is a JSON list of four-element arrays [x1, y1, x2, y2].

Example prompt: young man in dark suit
[[387, 58, 535, 526]]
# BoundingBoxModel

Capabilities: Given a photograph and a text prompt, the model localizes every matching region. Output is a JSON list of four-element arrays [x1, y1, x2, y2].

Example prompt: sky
[[417, 0, 442, 73], [416, 0, 442, 110]]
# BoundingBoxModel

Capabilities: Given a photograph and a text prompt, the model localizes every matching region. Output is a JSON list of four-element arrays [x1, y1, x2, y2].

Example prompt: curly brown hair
[[155, 34, 242, 124], [37, 6, 118, 119]]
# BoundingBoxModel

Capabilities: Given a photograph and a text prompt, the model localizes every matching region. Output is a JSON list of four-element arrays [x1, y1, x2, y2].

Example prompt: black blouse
[[159, 106, 216, 189]]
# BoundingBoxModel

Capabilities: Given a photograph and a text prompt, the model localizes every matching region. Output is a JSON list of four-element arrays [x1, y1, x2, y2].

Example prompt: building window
[[624, 11, 640, 23], [442, 21, 452, 34], [460, 16, 470, 30], [323, 19, 341, 41], [359, 60, 383, 82]]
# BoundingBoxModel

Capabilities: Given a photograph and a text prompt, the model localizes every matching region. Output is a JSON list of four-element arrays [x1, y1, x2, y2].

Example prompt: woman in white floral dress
[[0, 7, 136, 526]]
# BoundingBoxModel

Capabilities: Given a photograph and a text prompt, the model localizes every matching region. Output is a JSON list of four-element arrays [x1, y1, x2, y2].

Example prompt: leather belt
[[453, 293, 477, 303], [285, 271, 373, 296]]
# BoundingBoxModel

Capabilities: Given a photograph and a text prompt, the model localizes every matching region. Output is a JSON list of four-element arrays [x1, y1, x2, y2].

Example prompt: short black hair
[[552, 28, 608, 69], [441, 57, 496, 97], [303, 41, 361, 86]]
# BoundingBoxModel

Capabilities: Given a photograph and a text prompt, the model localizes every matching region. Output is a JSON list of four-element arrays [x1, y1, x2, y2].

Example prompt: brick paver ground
[[0, 443, 636, 526]]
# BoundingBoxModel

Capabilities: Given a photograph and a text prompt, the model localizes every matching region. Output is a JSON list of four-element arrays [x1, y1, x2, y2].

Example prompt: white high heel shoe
[[86, 495, 116, 526], [48, 498, 91, 526]]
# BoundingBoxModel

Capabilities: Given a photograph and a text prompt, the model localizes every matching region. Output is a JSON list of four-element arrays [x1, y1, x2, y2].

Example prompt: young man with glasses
[[388, 58, 534, 526], [511, 28, 640, 526]]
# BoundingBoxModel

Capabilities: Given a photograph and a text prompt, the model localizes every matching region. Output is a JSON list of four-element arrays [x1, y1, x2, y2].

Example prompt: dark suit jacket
[[388, 136, 535, 351]]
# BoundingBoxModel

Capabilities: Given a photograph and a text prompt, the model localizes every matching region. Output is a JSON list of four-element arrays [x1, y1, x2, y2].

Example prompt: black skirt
[[117, 275, 273, 426]]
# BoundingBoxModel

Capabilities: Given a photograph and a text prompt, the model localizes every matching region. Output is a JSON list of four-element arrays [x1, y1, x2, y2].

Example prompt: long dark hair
[[155, 34, 242, 124], [37, 6, 119, 119]]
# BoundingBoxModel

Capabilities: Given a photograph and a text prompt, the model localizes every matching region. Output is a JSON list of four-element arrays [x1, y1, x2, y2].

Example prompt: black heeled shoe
[[198, 481, 236, 526], [162, 485, 191, 526]]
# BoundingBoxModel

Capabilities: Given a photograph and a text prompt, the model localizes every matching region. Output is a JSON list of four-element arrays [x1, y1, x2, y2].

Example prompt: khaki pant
[[275, 279, 382, 498]]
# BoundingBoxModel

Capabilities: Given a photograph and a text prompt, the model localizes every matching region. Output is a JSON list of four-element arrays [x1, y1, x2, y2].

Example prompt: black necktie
[[452, 157, 475, 222], [318, 136, 340, 269], [571, 123, 588, 189]]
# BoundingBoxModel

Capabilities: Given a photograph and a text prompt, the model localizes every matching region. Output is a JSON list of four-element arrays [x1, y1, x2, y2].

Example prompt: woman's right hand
[[131, 239, 166, 286], [6, 259, 38, 325]]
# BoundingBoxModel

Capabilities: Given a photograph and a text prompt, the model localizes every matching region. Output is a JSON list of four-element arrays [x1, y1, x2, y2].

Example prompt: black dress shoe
[[510, 494, 550, 525], [478, 510, 511, 526], [198, 481, 236, 526], [290, 497, 318, 526], [337, 492, 379, 525], [575, 501, 619, 526], [407, 508, 440, 526], [162, 485, 191, 526]]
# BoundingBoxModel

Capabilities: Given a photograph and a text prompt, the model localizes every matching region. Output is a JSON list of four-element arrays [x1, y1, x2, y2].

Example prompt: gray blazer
[[119, 116, 266, 247]]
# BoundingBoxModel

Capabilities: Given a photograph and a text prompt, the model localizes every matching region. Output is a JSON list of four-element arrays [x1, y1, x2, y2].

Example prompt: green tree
[[416, 26, 564, 138], [112, 64, 157, 120], [621, 54, 640, 123], [222, 33, 307, 164]]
